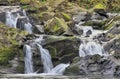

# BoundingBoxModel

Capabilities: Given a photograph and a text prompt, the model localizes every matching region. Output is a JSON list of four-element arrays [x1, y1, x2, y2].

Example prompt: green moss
[[94, 3, 106, 9], [0, 23, 28, 66], [0, 47, 16, 65], [61, 12, 71, 21], [65, 65, 80, 75], [20, 0, 30, 4], [45, 17, 68, 35], [46, 46, 57, 58]]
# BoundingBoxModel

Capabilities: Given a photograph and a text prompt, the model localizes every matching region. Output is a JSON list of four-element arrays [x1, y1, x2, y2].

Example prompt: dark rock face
[[44, 35, 80, 63], [0, 12, 6, 23], [65, 55, 120, 77]]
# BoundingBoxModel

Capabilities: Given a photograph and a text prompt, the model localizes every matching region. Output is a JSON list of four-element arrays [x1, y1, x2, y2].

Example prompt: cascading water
[[23, 36, 69, 75], [37, 44, 54, 73], [23, 45, 34, 74], [5, 9, 33, 33], [79, 41, 106, 57], [36, 36, 69, 75], [6, 11, 19, 28]]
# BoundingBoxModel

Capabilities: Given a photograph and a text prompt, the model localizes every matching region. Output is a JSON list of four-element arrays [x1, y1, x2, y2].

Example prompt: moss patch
[[0, 23, 28, 65], [45, 17, 69, 35]]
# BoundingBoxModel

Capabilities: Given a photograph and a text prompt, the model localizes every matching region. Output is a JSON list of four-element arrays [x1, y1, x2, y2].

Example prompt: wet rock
[[73, 24, 92, 36], [65, 55, 120, 76], [94, 9, 108, 18], [73, 12, 91, 23], [33, 25, 44, 34], [0, 12, 6, 23]]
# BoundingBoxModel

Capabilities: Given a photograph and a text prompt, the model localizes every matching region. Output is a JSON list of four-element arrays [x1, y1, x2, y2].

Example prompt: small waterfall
[[24, 22, 33, 34], [6, 11, 19, 28], [34, 36, 69, 75], [79, 41, 106, 57], [37, 44, 53, 73], [23, 45, 34, 74], [5, 9, 33, 33]]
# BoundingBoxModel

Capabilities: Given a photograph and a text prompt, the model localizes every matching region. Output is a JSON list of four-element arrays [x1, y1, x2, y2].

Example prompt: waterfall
[[5, 9, 33, 33], [37, 43, 69, 75], [79, 41, 106, 57], [23, 45, 34, 74], [24, 22, 33, 34], [23, 36, 69, 75], [6, 11, 19, 28], [35, 36, 69, 75], [37, 44, 54, 73]]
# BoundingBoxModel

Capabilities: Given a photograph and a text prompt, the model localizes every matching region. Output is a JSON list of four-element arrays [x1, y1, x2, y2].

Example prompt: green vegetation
[[0, 23, 28, 65]]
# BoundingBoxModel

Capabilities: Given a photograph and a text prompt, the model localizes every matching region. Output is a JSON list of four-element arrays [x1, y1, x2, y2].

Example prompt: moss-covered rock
[[45, 17, 69, 35], [44, 35, 80, 64]]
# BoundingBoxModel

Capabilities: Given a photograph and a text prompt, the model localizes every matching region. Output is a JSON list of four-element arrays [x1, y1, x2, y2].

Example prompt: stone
[[45, 17, 69, 35], [65, 55, 120, 77], [73, 12, 91, 23]]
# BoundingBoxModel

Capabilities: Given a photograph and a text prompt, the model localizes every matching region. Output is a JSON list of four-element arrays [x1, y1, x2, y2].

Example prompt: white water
[[79, 41, 107, 57], [23, 45, 34, 74], [33, 36, 69, 75], [6, 11, 19, 28], [37, 44, 54, 73], [24, 22, 33, 34], [5, 10, 33, 33], [40, 63, 70, 75]]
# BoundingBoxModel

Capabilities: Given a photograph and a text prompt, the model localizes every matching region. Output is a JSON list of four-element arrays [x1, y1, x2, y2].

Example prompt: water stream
[[23, 36, 69, 75], [5, 9, 33, 33], [23, 45, 34, 74]]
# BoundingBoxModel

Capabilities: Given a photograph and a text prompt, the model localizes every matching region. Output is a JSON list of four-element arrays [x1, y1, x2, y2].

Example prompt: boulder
[[65, 55, 120, 77], [44, 35, 80, 63], [45, 17, 69, 35]]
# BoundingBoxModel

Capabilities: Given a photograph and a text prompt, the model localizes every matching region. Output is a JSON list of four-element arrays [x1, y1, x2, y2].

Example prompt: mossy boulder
[[45, 17, 69, 35], [44, 35, 80, 64]]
